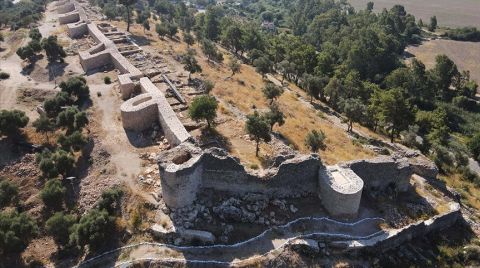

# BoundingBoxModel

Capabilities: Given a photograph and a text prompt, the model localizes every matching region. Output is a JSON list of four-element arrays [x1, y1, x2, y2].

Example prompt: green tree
[[29, 27, 42, 41], [59, 76, 90, 101], [253, 56, 272, 78], [57, 131, 87, 151], [468, 133, 480, 161], [228, 57, 241, 77], [305, 129, 326, 152], [340, 98, 366, 132], [0, 179, 18, 208], [201, 39, 223, 63], [183, 32, 195, 47], [430, 54, 459, 101], [56, 107, 88, 134], [302, 73, 325, 103], [41, 36, 66, 62], [245, 111, 271, 156], [45, 212, 77, 247], [221, 24, 243, 54], [40, 179, 66, 209], [142, 19, 150, 33], [262, 83, 284, 104], [181, 52, 202, 80], [204, 6, 222, 41], [0, 110, 29, 138], [44, 92, 71, 118], [374, 88, 414, 142], [69, 209, 115, 250], [202, 79, 215, 94], [428, 15, 437, 32], [265, 103, 285, 131], [97, 188, 123, 215], [119, 0, 136, 32], [155, 23, 168, 38], [0, 211, 38, 254], [188, 95, 218, 128], [33, 115, 55, 142]]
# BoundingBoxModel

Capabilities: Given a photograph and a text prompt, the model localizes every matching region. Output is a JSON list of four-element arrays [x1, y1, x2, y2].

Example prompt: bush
[[69, 209, 115, 250], [0, 179, 18, 208], [0, 211, 38, 254], [57, 131, 87, 151], [0, 109, 29, 138], [36, 149, 75, 178], [0, 72, 10, 80], [104, 76, 111, 84], [305, 130, 326, 152], [40, 179, 66, 209], [45, 212, 77, 246], [97, 188, 123, 215]]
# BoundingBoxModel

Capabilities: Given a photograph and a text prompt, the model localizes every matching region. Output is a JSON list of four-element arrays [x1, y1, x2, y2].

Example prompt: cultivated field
[[406, 39, 480, 84], [348, 0, 480, 28]]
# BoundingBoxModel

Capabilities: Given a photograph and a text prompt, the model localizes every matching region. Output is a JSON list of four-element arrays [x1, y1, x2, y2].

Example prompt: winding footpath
[[78, 216, 385, 267]]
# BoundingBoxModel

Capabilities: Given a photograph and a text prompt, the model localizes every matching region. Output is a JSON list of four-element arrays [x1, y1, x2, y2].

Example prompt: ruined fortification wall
[[343, 157, 412, 193], [158, 143, 440, 219], [57, 0, 191, 146], [360, 202, 461, 253], [158, 144, 322, 209]]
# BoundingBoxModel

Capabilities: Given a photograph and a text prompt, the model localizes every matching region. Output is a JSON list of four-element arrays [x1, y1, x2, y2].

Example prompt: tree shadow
[[125, 125, 165, 148], [197, 127, 232, 152], [46, 60, 68, 81], [129, 34, 153, 46]]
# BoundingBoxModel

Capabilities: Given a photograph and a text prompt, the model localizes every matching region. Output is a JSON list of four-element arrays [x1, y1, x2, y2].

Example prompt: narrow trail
[[78, 217, 385, 267]]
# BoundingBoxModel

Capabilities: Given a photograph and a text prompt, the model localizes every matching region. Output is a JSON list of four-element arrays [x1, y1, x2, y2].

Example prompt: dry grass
[[113, 22, 375, 166], [439, 173, 480, 210]]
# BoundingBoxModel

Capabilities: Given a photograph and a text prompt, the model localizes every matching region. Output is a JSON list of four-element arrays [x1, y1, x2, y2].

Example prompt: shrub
[[104, 76, 111, 84], [0, 211, 38, 254], [40, 179, 66, 209], [69, 209, 115, 250], [57, 131, 87, 151], [45, 212, 77, 246], [0, 179, 18, 208], [0, 72, 10, 80], [97, 188, 123, 215], [305, 130, 326, 152], [0, 109, 29, 138]]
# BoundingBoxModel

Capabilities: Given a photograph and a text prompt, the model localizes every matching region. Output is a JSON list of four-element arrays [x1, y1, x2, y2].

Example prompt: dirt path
[[86, 74, 155, 203]]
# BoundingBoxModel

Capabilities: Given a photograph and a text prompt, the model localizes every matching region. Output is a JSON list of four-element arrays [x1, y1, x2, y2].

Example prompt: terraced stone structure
[[57, 0, 190, 146]]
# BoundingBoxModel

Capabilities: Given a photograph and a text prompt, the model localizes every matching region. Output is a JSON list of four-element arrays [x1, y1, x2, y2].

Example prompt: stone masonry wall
[[57, 0, 191, 146]]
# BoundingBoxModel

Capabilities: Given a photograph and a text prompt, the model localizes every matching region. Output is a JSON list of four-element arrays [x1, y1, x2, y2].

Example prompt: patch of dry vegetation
[[116, 22, 375, 166]]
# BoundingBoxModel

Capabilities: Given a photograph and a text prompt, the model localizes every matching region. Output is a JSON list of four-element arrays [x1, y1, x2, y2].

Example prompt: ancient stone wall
[[57, 0, 191, 146], [158, 144, 322, 209], [343, 157, 412, 193], [158, 143, 441, 219]]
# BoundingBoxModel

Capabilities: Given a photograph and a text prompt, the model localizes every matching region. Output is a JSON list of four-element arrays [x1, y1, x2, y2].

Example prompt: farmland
[[406, 39, 480, 84], [349, 0, 480, 28]]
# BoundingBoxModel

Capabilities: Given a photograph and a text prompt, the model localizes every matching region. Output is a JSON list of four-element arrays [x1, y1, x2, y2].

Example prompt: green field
[[349, 0, 480, 28]]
